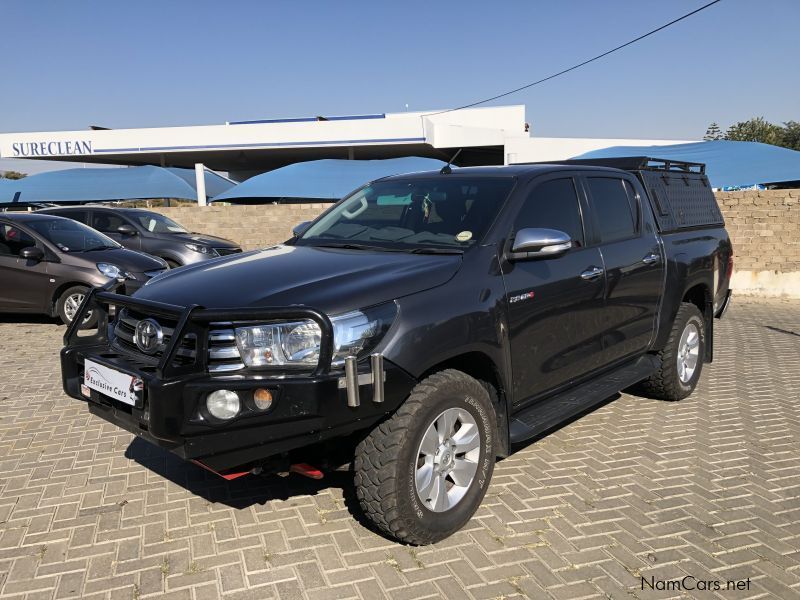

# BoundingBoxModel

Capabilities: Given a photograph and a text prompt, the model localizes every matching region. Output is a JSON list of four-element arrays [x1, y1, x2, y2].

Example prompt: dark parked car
[[0, 213, 166, 326], [61, 158, 732, 544], [39, 206, 241, 268]]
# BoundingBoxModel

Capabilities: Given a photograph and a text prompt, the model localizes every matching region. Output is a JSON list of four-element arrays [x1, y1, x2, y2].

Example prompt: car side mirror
[[292, 221, 311, 237], [20, 246, 44, 262], [508, 228, 572, 261], [117, 224, 138, 236]]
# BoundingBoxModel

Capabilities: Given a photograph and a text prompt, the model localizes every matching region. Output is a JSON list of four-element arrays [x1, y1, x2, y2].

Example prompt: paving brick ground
[[0, 299, 798, 599]]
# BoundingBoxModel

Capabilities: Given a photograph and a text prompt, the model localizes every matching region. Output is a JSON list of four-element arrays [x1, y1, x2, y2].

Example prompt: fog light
[[253, 388, 273, 410], [206, 390, 240, 420]]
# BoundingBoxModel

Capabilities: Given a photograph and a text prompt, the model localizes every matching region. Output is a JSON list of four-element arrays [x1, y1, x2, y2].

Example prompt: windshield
[[27, 218, 121, 252], [130, 212, 188, 234], [296, 177, 515, 251]]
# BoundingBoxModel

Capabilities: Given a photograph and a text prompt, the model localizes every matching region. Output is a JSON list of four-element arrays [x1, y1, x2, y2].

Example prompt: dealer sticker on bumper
[[84, 359, 142, 406]]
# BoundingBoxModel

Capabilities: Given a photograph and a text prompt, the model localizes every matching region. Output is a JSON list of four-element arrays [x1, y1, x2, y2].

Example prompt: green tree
[[724, 117, 784, 146], [780, 121, 800, 151], [703, 122, 723, 140], [1, 170, 27, 180]]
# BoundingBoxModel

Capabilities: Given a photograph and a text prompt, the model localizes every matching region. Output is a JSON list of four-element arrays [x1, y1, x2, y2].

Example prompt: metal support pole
[[195, 163, 207, 206]]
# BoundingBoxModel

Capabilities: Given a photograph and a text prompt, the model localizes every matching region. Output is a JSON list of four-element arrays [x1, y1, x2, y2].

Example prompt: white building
[[0, 105, 693, 183]]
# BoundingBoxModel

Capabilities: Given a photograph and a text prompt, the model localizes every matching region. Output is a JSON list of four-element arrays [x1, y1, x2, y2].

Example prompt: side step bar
[[509, 355, 660, 445]]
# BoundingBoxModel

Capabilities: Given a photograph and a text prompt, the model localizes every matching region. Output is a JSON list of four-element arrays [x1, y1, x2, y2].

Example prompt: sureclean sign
[[10, 140, 92, 157]]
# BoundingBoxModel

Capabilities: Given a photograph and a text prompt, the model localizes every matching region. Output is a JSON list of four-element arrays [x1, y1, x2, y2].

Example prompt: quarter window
[[515, 178, 584, 246], [587, 177, 638, 243]]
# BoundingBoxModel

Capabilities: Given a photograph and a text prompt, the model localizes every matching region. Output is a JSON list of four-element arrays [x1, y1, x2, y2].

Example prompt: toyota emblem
[[134, 318, 163, 354]]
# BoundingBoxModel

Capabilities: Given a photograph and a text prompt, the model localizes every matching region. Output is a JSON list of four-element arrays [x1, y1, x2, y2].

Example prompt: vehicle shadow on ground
[[124, 437, 381, 534], [124, 390, 644, 537]]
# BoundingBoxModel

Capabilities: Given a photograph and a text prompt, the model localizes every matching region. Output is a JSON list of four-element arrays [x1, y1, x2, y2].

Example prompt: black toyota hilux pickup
[[61, 157, 733, 544]]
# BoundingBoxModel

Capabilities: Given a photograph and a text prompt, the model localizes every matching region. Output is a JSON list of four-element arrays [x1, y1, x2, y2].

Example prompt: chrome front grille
[[112, 310, 241, 372], [113, 309, 196, 366], [208, 327, 244, 373]]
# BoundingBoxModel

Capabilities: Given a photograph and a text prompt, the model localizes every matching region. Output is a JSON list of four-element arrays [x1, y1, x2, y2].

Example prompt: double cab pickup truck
[[60, 157, 733, 544]]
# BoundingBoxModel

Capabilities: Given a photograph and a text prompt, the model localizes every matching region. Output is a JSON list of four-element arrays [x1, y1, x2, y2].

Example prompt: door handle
[[580, 266, 604, 281], [642, 253, 661, 265]]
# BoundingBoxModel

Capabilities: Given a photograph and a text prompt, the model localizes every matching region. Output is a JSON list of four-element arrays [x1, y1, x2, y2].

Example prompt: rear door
[[503, 174, 606, 406], [0, 222, 50, 312], [582, 175, 664, 365]]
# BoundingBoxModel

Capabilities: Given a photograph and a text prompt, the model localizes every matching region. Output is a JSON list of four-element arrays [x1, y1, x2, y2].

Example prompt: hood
[[66, 247, 166, 273], [168, 232, 239, 248], [134, 244, 461, 314]]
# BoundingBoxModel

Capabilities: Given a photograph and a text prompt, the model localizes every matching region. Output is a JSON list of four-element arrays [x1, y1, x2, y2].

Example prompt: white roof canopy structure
[[0, 106, 526, 175], [0, 105, 694, 180]]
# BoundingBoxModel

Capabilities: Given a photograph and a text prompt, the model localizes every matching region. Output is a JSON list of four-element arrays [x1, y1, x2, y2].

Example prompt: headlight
[[206, 390, 240, 420], [234, 302, 397, 369], [97, 263, 127, 278], [185, 243, 218, 256]]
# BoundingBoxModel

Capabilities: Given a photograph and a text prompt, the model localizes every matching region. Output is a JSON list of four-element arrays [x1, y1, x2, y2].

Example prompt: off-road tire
[[635, 302, 705, 401], [354, 369, 496, 545], [56, 285, 97, 329]]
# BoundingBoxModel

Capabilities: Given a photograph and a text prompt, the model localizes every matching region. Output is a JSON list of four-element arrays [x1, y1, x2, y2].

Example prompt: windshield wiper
[[314, 242, 401, 252], [407, 247, 464, 255], [82, 245, 119, 252]]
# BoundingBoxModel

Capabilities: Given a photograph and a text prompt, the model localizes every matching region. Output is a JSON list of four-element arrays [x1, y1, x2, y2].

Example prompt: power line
[[430, 0, 722, 116]]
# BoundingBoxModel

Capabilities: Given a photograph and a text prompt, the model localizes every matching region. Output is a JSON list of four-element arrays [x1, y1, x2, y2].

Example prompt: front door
[[502, 175, 606, 406], [90, 211, 141, 250], [582, 175, 664, 365], [0, 223, 50, 312]]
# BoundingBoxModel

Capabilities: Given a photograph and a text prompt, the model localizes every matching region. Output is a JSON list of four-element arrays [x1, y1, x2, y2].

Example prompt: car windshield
[[130, 212, 188, 234], [296, 176, 515, 251], [26, 218, 121, 252]]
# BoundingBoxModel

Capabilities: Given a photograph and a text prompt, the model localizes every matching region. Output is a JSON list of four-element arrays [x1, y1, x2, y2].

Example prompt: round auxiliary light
[[253, 388, 273, 411], [206, 390, 240, 420]]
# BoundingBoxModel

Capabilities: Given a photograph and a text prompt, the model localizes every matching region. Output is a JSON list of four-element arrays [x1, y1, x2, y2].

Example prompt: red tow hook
[[191, 460, 251, 481], [289, 463, 324, 480]]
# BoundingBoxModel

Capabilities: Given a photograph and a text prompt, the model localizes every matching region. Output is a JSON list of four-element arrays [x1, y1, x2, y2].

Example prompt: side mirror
[[117, 224, 138, 236], [20, 246, 44, 262], [508, 228, 572, 261], [292, 221, 311, 237]]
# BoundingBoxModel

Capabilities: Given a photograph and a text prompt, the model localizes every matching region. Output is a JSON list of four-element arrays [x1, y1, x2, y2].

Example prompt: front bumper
[[60, 281, 416, 474]]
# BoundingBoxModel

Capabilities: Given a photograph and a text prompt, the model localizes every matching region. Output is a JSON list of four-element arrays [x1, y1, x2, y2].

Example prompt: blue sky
[[1, 0, 798, 173]]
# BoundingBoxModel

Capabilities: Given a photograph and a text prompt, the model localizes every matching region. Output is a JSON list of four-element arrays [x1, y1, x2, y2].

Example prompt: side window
[[515, 178, 584, 246], [587, 177, 637, 244], [91, 211, 127, 233], [62, 209, 89, 224], [0, 224, 36, 257]]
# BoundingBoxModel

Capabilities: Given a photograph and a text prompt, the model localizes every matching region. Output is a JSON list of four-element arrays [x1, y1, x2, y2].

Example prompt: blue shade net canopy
[[0, 165, 234, 204], [573, 140, 800, 190], [0, 178, 20, 203], [212, 157, 448, 203]]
